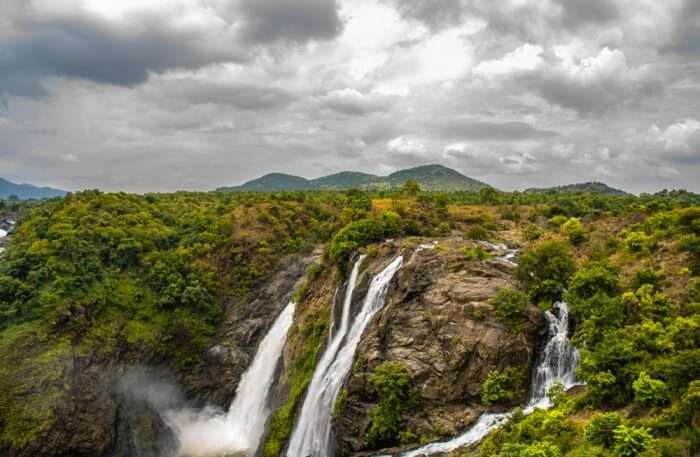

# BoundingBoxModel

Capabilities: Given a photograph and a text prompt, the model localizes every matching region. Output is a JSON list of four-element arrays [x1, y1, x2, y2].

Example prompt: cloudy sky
[[0, 0, 699, 193]]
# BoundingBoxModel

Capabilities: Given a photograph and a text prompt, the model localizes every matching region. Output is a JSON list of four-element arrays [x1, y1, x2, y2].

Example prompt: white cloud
[[474, 43, 544, 78], [387, 136, 427, 154]]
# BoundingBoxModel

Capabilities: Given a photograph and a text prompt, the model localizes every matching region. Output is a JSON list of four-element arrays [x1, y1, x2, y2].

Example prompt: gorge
[[0, 190, 698, 457]]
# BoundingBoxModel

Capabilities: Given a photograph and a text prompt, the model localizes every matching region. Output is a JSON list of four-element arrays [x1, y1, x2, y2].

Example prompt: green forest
[[0, 185, 698, 456]]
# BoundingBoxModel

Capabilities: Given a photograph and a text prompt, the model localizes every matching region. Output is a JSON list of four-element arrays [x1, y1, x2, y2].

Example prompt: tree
[[612, 425, 655, 457], [632, 372, 669, 407], [516, 241, 576, 303], [481, 367, 525, 405], [567, 262, 620, 301], [561, 217, 586, 245], [584, 413, 623, 447], [480, 187, 498, 204], [491, 288, 530, 327], [401, 180, 421, 196], [366, 362, 416, 448]]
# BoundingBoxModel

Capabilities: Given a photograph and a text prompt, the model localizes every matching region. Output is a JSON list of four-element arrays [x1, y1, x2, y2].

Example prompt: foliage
[[466, 224, 491, 240], [562, 218, 586, 245], [491, 288, 530, 327], [401, 180, 421, 196], [365, 362, 417, 448], [525, 224, 543, 241], [567, 262, 620, 302], [612, 425, 655, 457], [516, 241, 576, 303], [481, 367, 525, 405], [633, 372, 669, 407], [463, 246, 492, 261], [626, 231, 652, 253], [585, 413, 623, 447]]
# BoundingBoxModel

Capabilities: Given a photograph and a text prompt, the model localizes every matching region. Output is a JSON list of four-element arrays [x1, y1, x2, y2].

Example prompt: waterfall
[[287, 255, 403, 457], [395, 301, 580, 457], [166, 301, 296, 457], [400, 413, 510, 457], [526, 301, 580, 410], [0, 220, 14, 256]]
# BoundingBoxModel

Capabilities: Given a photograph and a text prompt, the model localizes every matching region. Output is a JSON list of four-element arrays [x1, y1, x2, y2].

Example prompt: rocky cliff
[[0, 250, 319, 457], [265, 237, 542, 457], [335, 239, 541, 456]]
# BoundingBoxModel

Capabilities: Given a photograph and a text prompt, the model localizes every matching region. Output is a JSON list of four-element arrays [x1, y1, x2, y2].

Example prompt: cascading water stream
[[287, 255, 403, 457], [0, 219, 15, 256], [166, 301, 296, 457], [398, 300, 580, 457], [526, 301, 580, 410]]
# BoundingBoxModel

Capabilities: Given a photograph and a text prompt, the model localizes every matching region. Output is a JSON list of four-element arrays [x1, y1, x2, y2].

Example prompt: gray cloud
[[558, 0, 619, 29], [385, 0, 463, 29], [1, 0, 699, 194], [526, 68, 663, 116], [158, 79, 297, 110], [238, 0, 343, 44], [386, 0, 619, 37], [437, 119, 558, 141], [319, 89, 390, 116], [663, 0, 700, 55], [0, 10, 243, 98]]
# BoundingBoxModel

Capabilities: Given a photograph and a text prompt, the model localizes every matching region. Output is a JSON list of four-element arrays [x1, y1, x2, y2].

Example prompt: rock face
[[187, 248, 322, 407], [333, 238, 542, 456], [1, 250, 320, 457]]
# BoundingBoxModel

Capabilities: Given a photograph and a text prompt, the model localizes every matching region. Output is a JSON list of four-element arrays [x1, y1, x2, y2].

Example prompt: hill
[[310, 171, 378, 189], [382, 164, 487, 191], [217, 164, 491, 192], [0, 177, 67, 199], [525, 181, 628, 196], [231, 173, 313, 191]]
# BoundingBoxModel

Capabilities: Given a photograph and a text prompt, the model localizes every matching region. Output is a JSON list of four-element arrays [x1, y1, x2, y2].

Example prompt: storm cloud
[[0, 0, 698, 193]]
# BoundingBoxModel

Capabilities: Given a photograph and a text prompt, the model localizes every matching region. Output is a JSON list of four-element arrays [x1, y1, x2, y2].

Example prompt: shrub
[[587, 370, 620, 406], [463, 246, 491, 261], [630, 269, 660, 291], [491, 288, 530, 327], [481, 367, 525, 405], [562, 217, 586, 245], [328, 216, 400, 274], [585, 412, 623, 447], [524, 224, 543, 241], [676, 207, 700, 234], [466, 224, 491, 240], [567, 262, 620, 301], [626, 231, 651, 253], [633, 372, 669, 407], [401, 180, 421, 196], [516, 241, 576, 302], [521, 441, 560, 457], [366, 362, 416, 448], [613, 425, 655, 457], [678, 234, 700, 274], [549, 215, 568, 227]]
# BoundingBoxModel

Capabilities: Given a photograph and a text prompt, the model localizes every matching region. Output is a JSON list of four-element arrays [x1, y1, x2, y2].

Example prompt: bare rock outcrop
[[334, 238, 542, 456]]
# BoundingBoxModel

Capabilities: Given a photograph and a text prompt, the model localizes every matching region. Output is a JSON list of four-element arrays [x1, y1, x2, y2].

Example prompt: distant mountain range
[[217, 164, 491, 192], [0, 177, 67, 200], [525, 182, 628, 196]]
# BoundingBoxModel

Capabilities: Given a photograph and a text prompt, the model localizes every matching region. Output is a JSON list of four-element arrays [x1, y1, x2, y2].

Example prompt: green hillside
[[0, 177, 67, 200], [217, 164, 491, 192], [525, 182, 629, 196]]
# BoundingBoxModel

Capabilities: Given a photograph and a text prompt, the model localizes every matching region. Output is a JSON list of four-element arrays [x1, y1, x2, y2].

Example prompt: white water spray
[[166, 301, 296, 457], [395, 301, 580, 457], [526, 301, 580, 410], [287, 256, 403, 457]]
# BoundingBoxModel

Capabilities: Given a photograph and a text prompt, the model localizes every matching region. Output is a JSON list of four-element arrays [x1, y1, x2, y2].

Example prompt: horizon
[[3, 162, 697, 196], [1, 0, 699, 194]]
